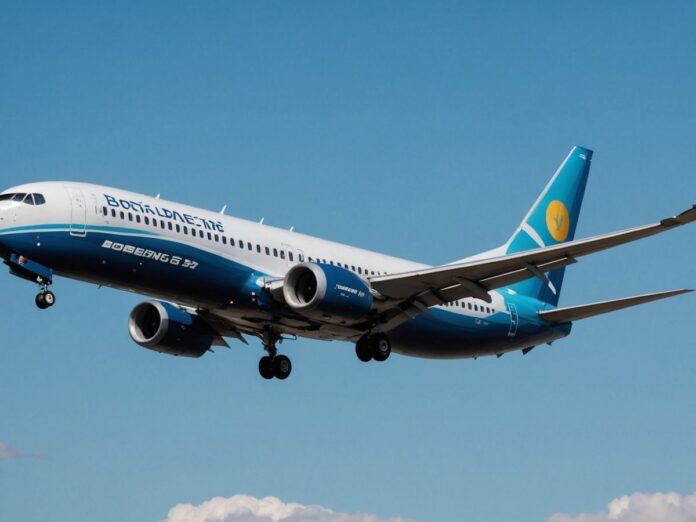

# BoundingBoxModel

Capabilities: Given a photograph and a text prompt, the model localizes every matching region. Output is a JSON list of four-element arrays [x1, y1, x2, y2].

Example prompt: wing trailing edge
[[538, 289, 693, 324]]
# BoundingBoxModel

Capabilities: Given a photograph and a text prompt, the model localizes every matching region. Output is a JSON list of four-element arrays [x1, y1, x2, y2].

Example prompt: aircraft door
[[282, 243, 297, 266], [67, 187, 87, 236], [507, 303, 518, 337]]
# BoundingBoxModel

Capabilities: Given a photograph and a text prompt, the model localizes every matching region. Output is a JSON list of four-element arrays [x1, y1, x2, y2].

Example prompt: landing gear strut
[[355, 333, 391, 363], [258, 329, 292, 380], [35, 281, 55, 310]]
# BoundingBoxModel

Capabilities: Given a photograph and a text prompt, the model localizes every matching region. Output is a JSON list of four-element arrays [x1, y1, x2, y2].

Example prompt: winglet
[[661, 204, 696, 227]]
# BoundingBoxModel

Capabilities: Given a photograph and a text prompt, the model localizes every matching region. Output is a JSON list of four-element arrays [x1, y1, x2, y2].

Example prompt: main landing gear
[[258, 329, 292, 380], [35, 283, 55, 310], [355, 333, 391, 363]]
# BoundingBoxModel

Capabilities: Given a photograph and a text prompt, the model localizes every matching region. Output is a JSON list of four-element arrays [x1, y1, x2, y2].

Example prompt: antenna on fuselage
[[155, 194, 160, 199], [289, 226, 294, 232], [259, 218, 264, 224], [220, 205, 227, 214]]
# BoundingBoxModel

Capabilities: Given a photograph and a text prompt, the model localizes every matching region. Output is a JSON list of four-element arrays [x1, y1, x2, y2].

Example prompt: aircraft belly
[[387, 308, 571, 359], [0, 229, 253, 307]]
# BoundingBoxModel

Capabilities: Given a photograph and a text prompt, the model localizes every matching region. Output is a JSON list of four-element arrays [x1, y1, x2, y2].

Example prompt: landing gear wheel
[[35, 293, 47, 309], [35, 289, 55, 310], [371, 334, 391, 362], [258, 356, 274, 380], [355, 336, 372, 362], [42, 290, 55, 307], [273, 355, 292, 380]]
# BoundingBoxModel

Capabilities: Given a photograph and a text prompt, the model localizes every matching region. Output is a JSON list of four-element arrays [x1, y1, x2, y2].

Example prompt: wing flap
[[538, 289, 692, 324]]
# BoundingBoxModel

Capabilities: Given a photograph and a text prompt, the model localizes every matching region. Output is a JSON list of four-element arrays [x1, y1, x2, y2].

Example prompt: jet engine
[[128, 300, 216, 357], [283, 262, 373, 324]]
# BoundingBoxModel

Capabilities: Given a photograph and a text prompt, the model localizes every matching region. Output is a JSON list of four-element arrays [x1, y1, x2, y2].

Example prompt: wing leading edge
[[369, 204, 696, 305]]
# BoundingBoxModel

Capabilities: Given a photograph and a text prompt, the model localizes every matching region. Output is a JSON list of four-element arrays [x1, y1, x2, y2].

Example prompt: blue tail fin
[[505, 146, 592, 306]]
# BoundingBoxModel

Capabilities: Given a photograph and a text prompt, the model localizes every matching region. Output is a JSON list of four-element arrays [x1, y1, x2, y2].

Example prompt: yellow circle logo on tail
[[546, 200, 570, 242]]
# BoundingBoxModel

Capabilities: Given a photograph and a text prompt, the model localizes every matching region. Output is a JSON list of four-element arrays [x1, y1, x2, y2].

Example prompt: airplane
[[0, 146, 693, 380]]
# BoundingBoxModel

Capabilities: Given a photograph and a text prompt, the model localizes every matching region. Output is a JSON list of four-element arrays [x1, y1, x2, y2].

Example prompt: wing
[[368, 204, 696, 326], [538, 289, 692, 323]]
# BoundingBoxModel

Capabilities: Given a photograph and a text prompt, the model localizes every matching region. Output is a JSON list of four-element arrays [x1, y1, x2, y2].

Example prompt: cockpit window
[[0, 192, 46, 205]]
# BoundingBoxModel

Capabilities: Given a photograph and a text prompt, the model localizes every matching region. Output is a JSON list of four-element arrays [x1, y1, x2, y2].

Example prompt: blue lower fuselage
[[0, 224, 571, 359]]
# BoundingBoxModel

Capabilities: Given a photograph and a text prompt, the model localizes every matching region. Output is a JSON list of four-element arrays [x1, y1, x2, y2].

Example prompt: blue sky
[[1, 2, 695, 521]]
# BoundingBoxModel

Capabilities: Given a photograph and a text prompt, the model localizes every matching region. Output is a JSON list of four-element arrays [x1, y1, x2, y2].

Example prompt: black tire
[[355, 336, 372, 362], [258, 356, 274, 379], [35, 293, 47, 309], [371, 334, 391, 362], [273, 355, 292, 380], [42, 291, 55, 307]]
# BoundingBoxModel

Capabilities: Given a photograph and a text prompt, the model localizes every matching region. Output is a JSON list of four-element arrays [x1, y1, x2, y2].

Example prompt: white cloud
[[0, 442, 22, 460], [549, 491, 696, 522], [164, 494, 406, 522]]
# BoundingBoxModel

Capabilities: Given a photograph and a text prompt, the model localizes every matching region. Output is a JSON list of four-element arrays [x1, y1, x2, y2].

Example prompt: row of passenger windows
[[104, 206, 496, 313], [103, 206, 387, 276], [0, 192, 46, 205], [443, 300, 495, 314]]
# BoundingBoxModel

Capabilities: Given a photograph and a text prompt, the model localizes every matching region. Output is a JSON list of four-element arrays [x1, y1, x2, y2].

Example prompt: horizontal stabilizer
[[538, 289, 692, 324]]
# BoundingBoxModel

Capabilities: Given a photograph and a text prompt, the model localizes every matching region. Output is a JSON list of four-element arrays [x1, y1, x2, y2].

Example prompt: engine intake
[[128, 300, 215, 358], [283, 263, 373, 323]]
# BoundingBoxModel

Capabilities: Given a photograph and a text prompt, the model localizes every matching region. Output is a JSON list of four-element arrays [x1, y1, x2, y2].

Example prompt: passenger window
[[199, 230, 204, 238], [256, 244, 261, 253], [183, 225, 187, 234], [160, 221, 165, 229], [280, 250, 285, 259], [168, 222, 173, 230], [102, 206, 108, 216], [128, 212, 133, 221], [120, 211, 125, 219], [207, 232, 212, 240], [175, 224, 180, 232], [136, 215, 141, 223], [222, 236, 227, 245], [265, 247, 270, 255], [351, 265, 356, 271], [299, 253, 304, 262], [111, 209, 116, 218], [152, 218, 157, 226], [247, 243, 252, 251], [230, 238, 235, 246], [358, 267, 362, 274], [289, 252, 294, 261], [214, 234, 219, 242], [239, 240, 244, 249], [144, 217, 150, 225], [273, 248, 278, 257]]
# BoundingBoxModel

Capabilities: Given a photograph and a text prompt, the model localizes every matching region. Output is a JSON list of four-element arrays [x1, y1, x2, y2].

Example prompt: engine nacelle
[[283, 262, 373, 323], [128, 300, 215, 358]]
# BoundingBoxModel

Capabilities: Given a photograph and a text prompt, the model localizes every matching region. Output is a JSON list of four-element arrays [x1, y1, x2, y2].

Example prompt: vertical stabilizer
[[505, 146, 592, 306]]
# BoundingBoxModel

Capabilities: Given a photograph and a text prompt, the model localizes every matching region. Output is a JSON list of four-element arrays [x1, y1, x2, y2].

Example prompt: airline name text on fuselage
[[104, 194, 224, 233]]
